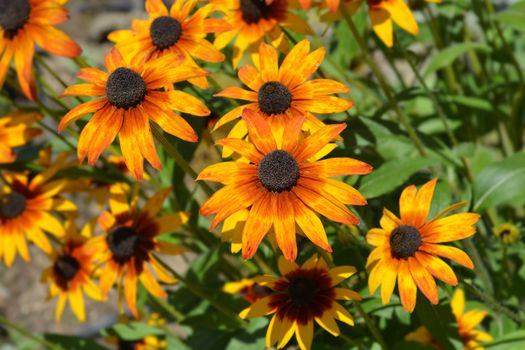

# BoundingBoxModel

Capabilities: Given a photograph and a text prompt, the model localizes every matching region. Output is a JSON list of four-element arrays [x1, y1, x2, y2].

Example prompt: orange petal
[[292, 193, 331, 252], [301, 158, 373, 177], [294, 123, 346, 161], [273, 192, 297, 261], [242, 109, 277, 154], [242, 192, 274, 259], [398, 261, 417, 312], [413, 179, 437, 227], [58, 98, 107, 132], [415, 251, 458, 286], [408, 256, 439, 305], [419, 243, 474, 269]]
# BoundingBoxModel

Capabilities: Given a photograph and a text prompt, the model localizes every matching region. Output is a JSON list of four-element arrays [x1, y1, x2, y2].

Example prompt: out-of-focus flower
[[0, 111, 41, 163], [493, 223, 520, 245], [223, 277, 272, 303]]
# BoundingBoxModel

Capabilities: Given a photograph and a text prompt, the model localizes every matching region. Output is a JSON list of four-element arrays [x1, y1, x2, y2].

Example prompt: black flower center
[[258, 81, 292, 115], [499, 229, 510, 238], [258, 150, 299, 192], [0, 0, 30, 39], [106, 67, 147, 109], [390, 225, 422, 259], [240, 0, 271, 24], [150, 16, 182, 50], [107, 226, 140, 264], [288, 277, 317, 306], [53, 255, 80, 284], [118, 339, 142, 350], [0, 192, 27, 219]]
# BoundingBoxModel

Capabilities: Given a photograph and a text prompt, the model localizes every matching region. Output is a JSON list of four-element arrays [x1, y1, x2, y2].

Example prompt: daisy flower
[[212, 0, 311, 67], [366, 178, 480, 312], [493, 222, 520, 245], [214, 40, 353, 149], [0, 0, 81, 100], [42, 220, 104, 321], [0, 159, 76, 267], [90, 186, 188, 317], [58, 48, 210, 180], [198, 109, 372, 260], [0, 111, 42, 163], [239, 255, 361, 350], [108, 0, 231, 89], [406, 288, 493, 350]]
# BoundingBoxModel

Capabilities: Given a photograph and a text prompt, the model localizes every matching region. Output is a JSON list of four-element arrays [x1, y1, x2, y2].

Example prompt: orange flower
[[198, 109, 372, 260], [0, 0, 81, 100], [109, 0, 231, 89], [0, 111, 41, 163], [366, 179, 480, 312], [42, 220, 104, 322], [58, 48, 210, 180], [214, 40, 353, 151], [0, 157, 77, 267], [90, 186, 188, 317], [213, 0, 311, 67]]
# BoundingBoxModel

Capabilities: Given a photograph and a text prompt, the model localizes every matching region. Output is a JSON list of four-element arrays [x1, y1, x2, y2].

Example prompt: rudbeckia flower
[[212, 0, 311, 67], [42, 220, 104, 322], [366, 178, 480, 312], [214, 40, 353, 150], [58, 48, 210, 180], [239, 255, 361, 350], [90, 186, 188, 317], [0, 111, 42, 163], [198, 109, 372, 260], [0, 159, 76, 267], [0, 0, 81, 100], [109, 0, 231, 89], [406, 288, 493, 350], [223, 277, 272, 303], [493, 222, 520, 245]]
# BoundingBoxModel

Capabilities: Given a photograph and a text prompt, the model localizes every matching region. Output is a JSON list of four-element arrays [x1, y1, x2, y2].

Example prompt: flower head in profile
[[0, 111, 42, 163], [366, 179, 480, 312], [224, 277, 272, 303], [406, 288, 493, 350], [109, 0, 231, 89], [42, 220, 104, 322], [58, 48, 210, 180], [106, 313, 168, 350], [239, 255, 360, 350], [214, 40, 353, 154], [213, 0, 311, 67], [0, 156, 77, 267], [90, 185, 188, 317], [0, 0, 81, 100], [493, 222, 520, 245], [198, 109, 372, 260]]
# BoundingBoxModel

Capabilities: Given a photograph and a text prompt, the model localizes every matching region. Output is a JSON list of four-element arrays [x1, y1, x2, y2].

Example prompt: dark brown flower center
[[269, 268, 335, 325], [499, 229, 510, 238], [106, 67, 147, 109], [0, 192, 27, 219], [118, 339, 142, 350], [390, 225, 422, 259], [258, 150, 299, 192], [150, 16, 182, 50], [0, 0, 30, 39], [107, 226, 140, 264], [240, 0, 272, 24], [258, 81, 292, 115], [53, 255, 80, 289]]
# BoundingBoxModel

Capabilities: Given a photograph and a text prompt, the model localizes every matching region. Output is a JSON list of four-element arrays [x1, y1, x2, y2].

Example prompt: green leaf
[[359, 158, 435, 198], [473, 153, 525, 211], [110, 322, 164, 341], [486, 330, 525, 350], [444, 95, 492, 111], [494, 1, 525, 31], [423, 43, 491, 77], [44, 334, 110, 350], [414, 295, 463, 350]]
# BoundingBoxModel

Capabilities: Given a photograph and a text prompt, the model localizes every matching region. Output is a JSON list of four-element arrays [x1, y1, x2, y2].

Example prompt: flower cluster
[[0, 1, 501, 350]]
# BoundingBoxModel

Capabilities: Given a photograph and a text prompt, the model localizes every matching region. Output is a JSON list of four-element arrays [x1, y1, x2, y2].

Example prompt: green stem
[[355, 302, 388, 350], [399, 45, 474, 183], [37, 121, 76, 151], [463, 238, 494, 295], [0, 315, 63, 350], [340, 7, 427, 157], [461, 280, 524, 326], [153, 255, 246, 328], [149, 295, 185, 322], [151, 124, 214, 197], [35, 54, 84, 105]]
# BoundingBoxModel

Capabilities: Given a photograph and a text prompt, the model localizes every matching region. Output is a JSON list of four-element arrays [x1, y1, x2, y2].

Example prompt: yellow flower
[[406, 289, 493, 350], [239, 255, 361, 350], [41, 220, 104, 322], [0, 111, 41, 164], [493, 223, 520, 245], [89, 185, 188, 317], [223, 277, 272, 303], [366, 179, 480, 312]]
